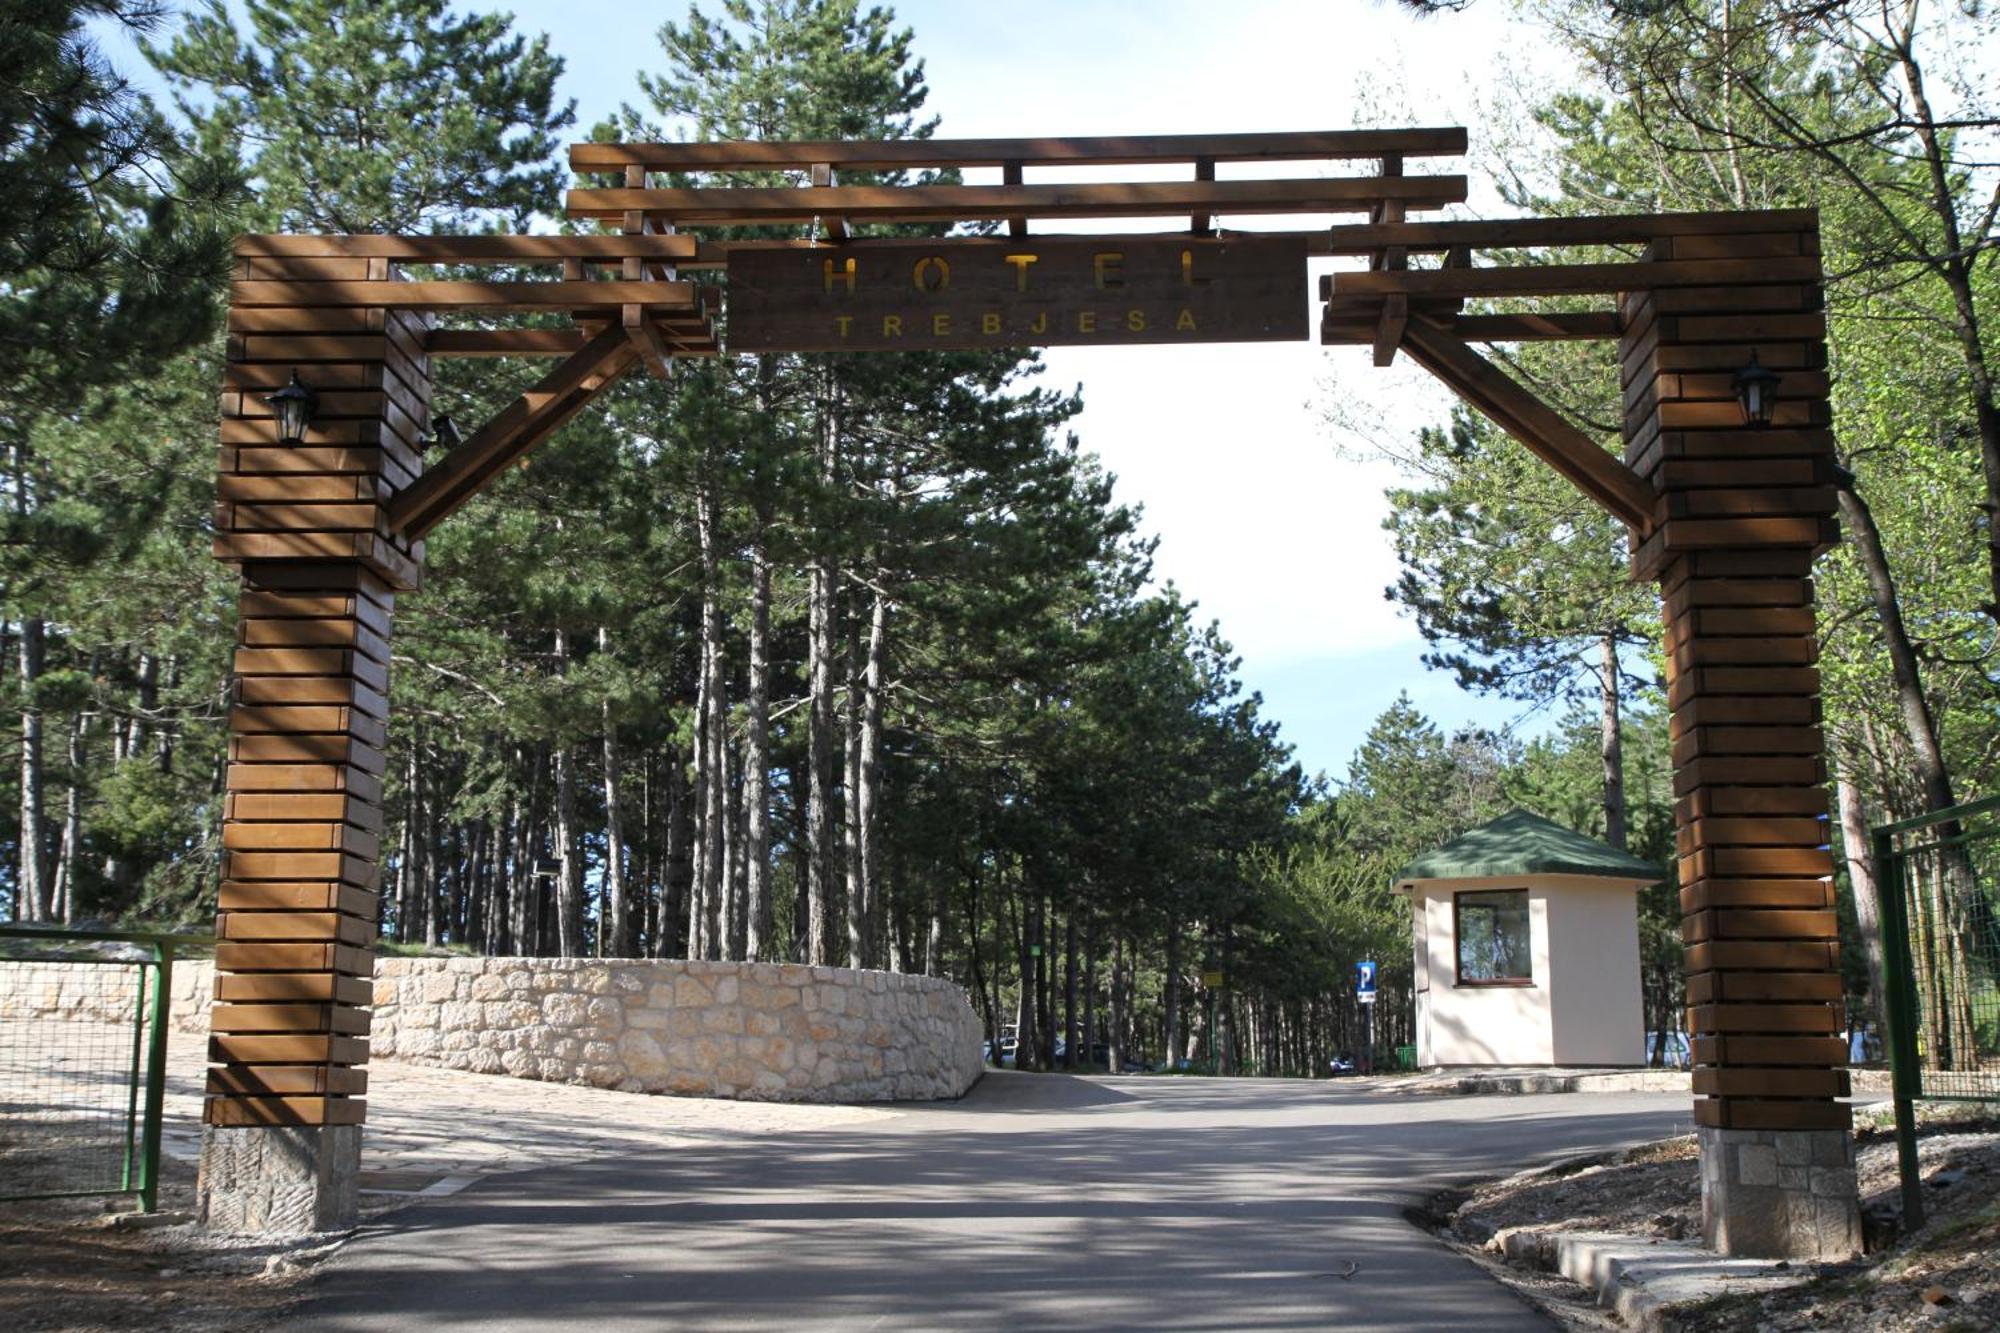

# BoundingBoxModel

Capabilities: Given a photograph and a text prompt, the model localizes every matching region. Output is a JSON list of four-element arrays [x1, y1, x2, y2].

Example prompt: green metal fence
[[0, 927, 199, 1213], [1871, 796, 2000, 1228]]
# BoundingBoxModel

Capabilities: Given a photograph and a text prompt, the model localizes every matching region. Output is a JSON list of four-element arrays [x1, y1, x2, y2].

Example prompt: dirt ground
[[0, 1149, 322, 1333], [1426, 1104, 2000, 1333]]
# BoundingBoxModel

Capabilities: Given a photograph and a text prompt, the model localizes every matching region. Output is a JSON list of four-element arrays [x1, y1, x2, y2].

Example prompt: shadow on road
[[298, 1077, 1689, 1331]]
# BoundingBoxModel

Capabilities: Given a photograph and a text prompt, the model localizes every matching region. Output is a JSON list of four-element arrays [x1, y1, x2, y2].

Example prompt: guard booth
[[1397, 810, 1661, 1068]]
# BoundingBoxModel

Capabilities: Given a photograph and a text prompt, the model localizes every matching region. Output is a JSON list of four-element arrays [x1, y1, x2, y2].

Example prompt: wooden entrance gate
[[205, 127, 1857, 1256]]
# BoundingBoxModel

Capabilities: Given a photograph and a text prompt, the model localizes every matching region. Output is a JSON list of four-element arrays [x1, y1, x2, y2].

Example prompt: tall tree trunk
[[858, 575, 888, 966], [1835, 764, 1887, 1041], [843, 632, 865, 969], [1163, 919, 1182, 1074], [1063, 910, 1079, 1071], [1884, 23, 2000, 624], [742, 527, 773, 961], [1110, 935, 1127, 1073], [17, 617, 48, 921], [1597, 633, 1627, 851], [1035, 896, 1053, 1068], [692, 483, 728, 962], [660, 743, 692, 959], [552, 628, 585, 958], [600, 628, 631, 957], [399, 740, 423, 944], [807, 367, 841, 966], [421, 756, 441, 948], [1083, 917, 1100, 1071], [54, 706, 85, 923], [1012, 892, 1035, 1070], [1836, 482, 1957, 816]]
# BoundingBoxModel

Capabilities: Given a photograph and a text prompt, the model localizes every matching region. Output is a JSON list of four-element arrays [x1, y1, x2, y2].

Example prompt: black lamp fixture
[[427, 414, 462, 454], [1731, 351, 1781, 428], [262, 369, 318, 444]]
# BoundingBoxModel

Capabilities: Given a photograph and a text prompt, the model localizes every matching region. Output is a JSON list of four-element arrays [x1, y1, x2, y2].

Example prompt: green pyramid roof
[[1395, 809, 1663, 885]]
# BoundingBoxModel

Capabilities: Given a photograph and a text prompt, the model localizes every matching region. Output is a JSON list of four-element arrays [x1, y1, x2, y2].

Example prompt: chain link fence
[[0, 928, 200, 1212], [1872, 797, 2000, 1227]]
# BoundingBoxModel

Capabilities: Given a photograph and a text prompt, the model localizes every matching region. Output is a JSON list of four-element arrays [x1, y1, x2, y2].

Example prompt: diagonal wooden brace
[[385, 325, 638, 540], [1401, 320, 1657, 530]]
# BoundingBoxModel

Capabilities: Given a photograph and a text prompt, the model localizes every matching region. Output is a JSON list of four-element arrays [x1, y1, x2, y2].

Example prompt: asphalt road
[[298, 1072, 1692, 1331]]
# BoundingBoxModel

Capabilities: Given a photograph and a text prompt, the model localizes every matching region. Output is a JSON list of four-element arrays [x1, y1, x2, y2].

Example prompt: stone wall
[[0, 955, 983, 1104], [0, 956, 213, 1033]]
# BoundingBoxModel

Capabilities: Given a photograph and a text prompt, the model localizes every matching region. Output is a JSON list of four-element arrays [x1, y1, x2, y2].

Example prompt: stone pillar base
[[197, 1124, 361, 1234], [1699, 1125, 1861, 1259]]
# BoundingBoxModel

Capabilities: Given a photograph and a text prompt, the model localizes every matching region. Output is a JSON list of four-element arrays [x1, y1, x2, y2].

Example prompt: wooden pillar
[[1622, 221, 1860, 1259], [198, 244, 427, 1232]]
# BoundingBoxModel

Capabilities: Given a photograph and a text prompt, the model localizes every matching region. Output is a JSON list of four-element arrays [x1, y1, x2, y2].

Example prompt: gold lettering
[[982, 312, 1002, 335], [1077, 310, 1097, 334], [1094, 251, 1125, 289], [1127, 309, 1147, 332], [1181, 248, 1211, 287], [883, 315, 904, 337], [1030, 311, 1048, 335], [823, 257, 858, 294], [913, 256, 951, 293], [1004, 253, 1039, 291], [933, 312, 952, 336], [1176, 308, 1198, 331], [835, 315, 854, 339]]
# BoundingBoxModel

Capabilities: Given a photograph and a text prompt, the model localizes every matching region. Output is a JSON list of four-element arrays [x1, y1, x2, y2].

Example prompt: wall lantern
[[262, 369, 318, 444], [427, 414, 462, 454], [1731, 351, 1781, 428]]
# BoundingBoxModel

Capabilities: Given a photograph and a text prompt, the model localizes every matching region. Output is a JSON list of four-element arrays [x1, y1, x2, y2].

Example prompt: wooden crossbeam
[[1319, 209, 1816, 256], [234, 234, 700, 263], [1323, 308, 1620, 346], [570, 127, 1470, 172], [1329, 256, 1821, 301], [685, 211, 1816, 270], [566, 176, 1468, 225], [386, 327, 638, 539], [1400, 321, 1656, 529], [231, 280, 700, 311]]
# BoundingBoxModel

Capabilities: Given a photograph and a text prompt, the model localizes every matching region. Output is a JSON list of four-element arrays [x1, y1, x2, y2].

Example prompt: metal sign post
[[1356, 961, 1377, 1076]]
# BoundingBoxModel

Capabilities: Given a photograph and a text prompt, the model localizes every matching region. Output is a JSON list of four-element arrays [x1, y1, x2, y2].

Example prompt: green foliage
[[149, 0, 575, 232]]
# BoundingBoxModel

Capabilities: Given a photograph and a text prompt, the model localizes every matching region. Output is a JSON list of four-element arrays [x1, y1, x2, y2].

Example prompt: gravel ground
[[1422, 1104, 2000, 1332]]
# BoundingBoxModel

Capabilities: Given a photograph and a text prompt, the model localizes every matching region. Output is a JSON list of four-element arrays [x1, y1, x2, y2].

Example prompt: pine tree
[[2, 1, 238, 922], [149, 0, 574, 232]]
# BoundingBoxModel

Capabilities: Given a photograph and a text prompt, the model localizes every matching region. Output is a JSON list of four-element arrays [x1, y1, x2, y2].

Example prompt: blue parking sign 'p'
[[1356, 960, 1376, 993]]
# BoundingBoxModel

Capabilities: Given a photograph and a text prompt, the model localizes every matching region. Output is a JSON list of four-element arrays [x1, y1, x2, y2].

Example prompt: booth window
[[1455, 889, 1532, 985]]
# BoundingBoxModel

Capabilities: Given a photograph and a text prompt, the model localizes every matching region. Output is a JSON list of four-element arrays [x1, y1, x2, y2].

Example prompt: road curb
[[1493, 1226, 1808, 1330]]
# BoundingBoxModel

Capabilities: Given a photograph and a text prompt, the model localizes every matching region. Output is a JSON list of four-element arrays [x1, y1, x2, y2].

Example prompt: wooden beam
[[696, 211, 1813, 271], [1372, 294, 1409, 367], [624, 306, 672, 380], [1331, 256, 1821, 301], [231, 280, 700, 311], [1400, 321, 1656, 529], [386, 327, 638, 539], [566, 175, 1468, 225], [570, 127, 1471, 172], [234, 234, 700, 263]]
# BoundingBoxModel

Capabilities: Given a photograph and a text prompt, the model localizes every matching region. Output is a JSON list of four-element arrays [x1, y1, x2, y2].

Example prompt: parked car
[[1326, 1054, 1357, 1076]]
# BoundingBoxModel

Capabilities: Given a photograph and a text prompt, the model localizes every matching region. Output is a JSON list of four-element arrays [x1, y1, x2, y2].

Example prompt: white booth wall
[[1410, 874, 1644, 1068]]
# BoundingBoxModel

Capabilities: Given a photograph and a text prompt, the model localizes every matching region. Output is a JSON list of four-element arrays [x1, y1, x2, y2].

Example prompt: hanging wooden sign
[[725, 236, 1308, 353]]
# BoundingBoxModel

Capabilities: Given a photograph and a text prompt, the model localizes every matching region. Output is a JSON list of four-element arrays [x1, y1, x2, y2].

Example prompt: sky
[[103, 0, 1581, 782]]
